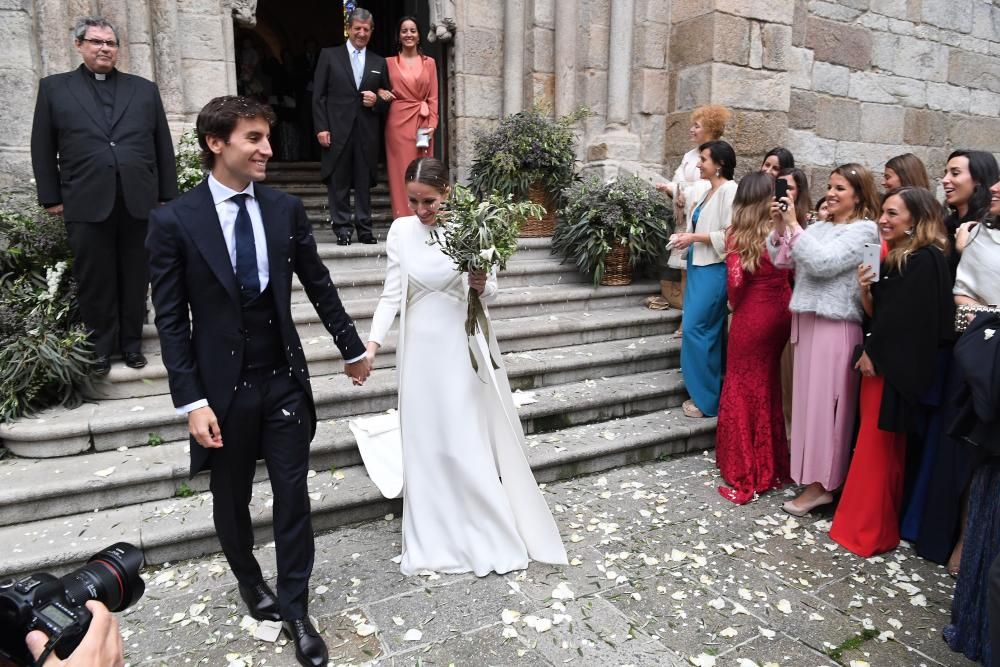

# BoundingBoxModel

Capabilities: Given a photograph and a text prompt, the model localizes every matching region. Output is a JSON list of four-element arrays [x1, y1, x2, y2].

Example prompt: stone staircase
[[0, 163, 713, 578]]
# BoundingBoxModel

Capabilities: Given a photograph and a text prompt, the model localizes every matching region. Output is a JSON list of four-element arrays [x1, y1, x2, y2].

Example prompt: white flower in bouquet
[[430, 185, 544, 337]]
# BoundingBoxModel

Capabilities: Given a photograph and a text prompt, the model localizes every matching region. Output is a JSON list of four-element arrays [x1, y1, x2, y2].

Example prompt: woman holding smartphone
[[768, 163, 880, 516], [828, 187, 952, 556]]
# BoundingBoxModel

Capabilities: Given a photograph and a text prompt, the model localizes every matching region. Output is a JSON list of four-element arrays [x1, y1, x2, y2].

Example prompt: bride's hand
[[365, 341, 379, 363], [468, 271, 487, 295]]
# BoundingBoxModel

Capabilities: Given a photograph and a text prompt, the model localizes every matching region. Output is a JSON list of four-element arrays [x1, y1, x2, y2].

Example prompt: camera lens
[[60, 542, 145, 612]]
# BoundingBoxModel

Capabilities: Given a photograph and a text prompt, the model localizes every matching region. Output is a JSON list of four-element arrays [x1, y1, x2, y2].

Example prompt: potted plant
[[468, 105, 588, 237], [552, 174, 673, 286], [175, 128, 206, 194]]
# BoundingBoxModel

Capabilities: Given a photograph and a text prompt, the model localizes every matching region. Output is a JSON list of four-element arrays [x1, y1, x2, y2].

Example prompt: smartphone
[[774, 178, 789, 211], [862, 242, 881, 282]]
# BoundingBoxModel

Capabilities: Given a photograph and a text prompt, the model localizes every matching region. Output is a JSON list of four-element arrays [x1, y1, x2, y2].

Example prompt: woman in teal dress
[[673, 140, 737, 418]]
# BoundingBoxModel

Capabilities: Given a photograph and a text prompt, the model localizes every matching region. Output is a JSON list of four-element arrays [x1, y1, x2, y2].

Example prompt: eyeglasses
[[80, 38, 119, 49]]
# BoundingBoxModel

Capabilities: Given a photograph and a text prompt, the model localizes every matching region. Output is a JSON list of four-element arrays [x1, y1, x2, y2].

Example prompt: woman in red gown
[[716, 172, 794, 504], [384, 16, 439, 219], [829, 187, 953, 557]]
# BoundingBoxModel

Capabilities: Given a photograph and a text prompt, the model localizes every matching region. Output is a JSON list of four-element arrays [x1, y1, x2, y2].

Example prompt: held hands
[[855, 350, 877, 378], [468, 271, 488, 295], [364, 341, 379, 364], [376, 88, 395, 103], [188, 406, 222, 449], [316, 131, 331, 148], [361, 90, 377, 107], [345, 356, 372, 386], [26, 600, 125, 667]]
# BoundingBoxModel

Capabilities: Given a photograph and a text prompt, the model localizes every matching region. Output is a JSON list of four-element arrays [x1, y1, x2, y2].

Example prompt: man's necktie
[[352, 49, 363, 88], [231, 194, 260, 302]]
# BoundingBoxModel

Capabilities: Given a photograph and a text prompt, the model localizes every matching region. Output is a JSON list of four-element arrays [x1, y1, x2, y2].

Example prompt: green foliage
[[175, 129, 206, 194], [0, 200, 95, 421], [147, 432, 164, 447], [552, 174, 674, 286], [175, 482, 195, 498], [468, 105, 589, 210], [430, 185, 544, 335]]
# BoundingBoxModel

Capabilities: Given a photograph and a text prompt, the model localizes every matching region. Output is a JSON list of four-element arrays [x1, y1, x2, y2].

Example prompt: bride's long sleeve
[[480, 267, 498, 305], [368, 223, 402, 346]]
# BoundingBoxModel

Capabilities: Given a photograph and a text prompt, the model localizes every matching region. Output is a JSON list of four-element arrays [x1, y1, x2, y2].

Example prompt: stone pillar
[[605, 0, 634, 127], [126, 0, 154, 81], [553, 0, 576, 117], [149, 0, 185, 119], [35, 0, 73, 77], [587, 0, 639, 163], [502, 0, 525, 116]]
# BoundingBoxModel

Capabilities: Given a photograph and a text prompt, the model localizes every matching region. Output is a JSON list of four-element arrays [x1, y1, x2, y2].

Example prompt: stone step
[[5, 341, 685, 457], [305, 236, 555, 270], [0, 340, 684, 528], [0, 408, 716, 578], [135, 280, 662, 353], [98, 308, 679, 399]]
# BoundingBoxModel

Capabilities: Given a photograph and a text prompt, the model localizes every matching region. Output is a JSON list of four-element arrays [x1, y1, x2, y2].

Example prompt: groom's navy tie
[[231, 193, 260, 303]]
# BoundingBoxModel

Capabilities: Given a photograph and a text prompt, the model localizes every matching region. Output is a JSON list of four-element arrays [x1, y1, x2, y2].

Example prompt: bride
[[365, 157, 567, 576]]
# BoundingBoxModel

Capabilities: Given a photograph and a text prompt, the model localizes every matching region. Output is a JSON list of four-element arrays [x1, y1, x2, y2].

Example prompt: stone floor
[[116, 451, 977, 667]]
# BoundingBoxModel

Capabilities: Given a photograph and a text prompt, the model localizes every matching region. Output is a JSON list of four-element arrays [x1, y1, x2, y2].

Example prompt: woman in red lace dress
[[716, 172, 794, 504]]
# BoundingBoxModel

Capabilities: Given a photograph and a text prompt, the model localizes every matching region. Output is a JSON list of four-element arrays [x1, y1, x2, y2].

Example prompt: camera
[[0, 542, 144, 666]]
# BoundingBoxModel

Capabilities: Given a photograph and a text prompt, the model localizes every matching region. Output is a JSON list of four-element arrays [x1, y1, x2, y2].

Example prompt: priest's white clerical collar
[[94, 73, 107, 81]]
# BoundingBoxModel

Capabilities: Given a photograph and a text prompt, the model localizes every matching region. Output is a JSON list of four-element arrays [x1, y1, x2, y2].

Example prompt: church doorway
[[234, 0, 446, 164]]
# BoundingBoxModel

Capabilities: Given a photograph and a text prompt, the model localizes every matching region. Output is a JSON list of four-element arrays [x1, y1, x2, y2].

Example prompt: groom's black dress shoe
[[238, 582, 281, 622], [124, 352, 147, 369], [283, 617, 328, 667]]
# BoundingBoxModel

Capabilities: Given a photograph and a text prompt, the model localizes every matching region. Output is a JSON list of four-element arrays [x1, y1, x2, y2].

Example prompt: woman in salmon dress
[[384, 17, 439, 219]]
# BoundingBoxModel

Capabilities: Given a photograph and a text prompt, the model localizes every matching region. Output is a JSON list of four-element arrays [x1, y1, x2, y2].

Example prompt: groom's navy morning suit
[[147, 179, 365, 617]]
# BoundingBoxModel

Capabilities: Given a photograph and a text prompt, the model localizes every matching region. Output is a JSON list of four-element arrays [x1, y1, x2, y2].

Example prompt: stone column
[[587, 0, 639, 164], [127, 0, 154, 81], [502, 0, 525, 116], [149, 0, 185, 119], [605, 0, 634, 127], [35, 0, 73, 77], [98, 0, 130, 72], [553, 0, 576, 118]]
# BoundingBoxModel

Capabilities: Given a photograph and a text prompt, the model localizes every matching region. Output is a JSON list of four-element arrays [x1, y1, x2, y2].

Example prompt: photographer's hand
[[26, 601, 124, 667]]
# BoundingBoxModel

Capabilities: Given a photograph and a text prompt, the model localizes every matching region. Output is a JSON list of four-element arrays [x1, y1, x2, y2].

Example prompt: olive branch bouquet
[[429, 185, 544, 337]]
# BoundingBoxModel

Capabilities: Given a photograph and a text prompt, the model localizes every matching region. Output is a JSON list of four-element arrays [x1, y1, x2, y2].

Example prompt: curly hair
[[691, 105, 731, 141]]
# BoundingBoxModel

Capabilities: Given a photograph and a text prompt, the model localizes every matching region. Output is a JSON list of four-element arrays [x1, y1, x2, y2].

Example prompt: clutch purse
[[416, 127, 432, 149], [955, 304, 1000, 333]]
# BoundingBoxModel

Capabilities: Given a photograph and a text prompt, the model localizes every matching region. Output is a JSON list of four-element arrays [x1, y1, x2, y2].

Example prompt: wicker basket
[[600, 242, 633, 286], [520, 182, 556, 237]]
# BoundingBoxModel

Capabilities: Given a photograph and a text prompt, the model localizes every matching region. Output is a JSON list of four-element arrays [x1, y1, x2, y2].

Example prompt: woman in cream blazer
[[671, 140, 738, 418]]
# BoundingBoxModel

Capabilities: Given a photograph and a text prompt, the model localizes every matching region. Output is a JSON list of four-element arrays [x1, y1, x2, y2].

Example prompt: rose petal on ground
[[403, 628, 423, 641]]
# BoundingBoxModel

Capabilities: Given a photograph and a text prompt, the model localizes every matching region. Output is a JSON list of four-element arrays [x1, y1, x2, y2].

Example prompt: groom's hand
[[345, 357, 372, 385], [189, 406, 223, 448]]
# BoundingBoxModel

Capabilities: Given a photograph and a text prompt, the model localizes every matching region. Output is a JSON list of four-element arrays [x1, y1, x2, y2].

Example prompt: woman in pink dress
[[384, 17, 439, 220], [716, 172, 793, 504]]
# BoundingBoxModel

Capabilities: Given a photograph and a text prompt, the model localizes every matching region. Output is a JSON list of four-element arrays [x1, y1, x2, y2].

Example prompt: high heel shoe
[[781, 492, 833, 517]]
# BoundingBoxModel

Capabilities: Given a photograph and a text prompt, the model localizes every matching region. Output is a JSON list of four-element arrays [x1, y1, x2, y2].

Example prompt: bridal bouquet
[[430, 185, 543, 337]]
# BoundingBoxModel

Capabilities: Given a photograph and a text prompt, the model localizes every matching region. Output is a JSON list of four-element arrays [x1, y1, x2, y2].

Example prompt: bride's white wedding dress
[[367, 215, 567, 576]]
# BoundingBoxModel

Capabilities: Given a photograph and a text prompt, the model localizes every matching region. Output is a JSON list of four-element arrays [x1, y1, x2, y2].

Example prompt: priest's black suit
[[147, 180, 365, 618]]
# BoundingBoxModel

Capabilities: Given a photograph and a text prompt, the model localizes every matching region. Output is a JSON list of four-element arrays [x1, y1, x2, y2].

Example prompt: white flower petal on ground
[[689, 654, 717, 666], [392, 616, 405, 626], [501, 609, 521, 625], [253, 620, 282, 642], [403, 628, 423, 641], [775, 599, 792, 614], [169, 612, 186, 624], [736, 660, 759, 667], [551, 582, 575, 600], [94, 467, 115, 477], [887, 618, 902, 630], [671, 591, 688, 601], [707, 597, 726, 610], [849, 661, 871, 667], [910, 594, 927, 607], [356, 623, 377, 637], [188, 603, 206, 617], [501, 626, 519, 639], [719, 627, 738, 638], [808, 613, 825, 622], [314, 585, 328, 595], [759, 626, 776, 639]]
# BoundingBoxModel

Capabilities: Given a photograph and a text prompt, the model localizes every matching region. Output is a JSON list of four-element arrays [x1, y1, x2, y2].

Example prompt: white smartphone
[[862, 243, 881, 282]]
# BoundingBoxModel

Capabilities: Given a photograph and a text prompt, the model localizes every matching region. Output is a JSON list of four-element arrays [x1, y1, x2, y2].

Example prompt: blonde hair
[[727, 172, 775, 272], [882, 187, 949, 273], [691, 105, 731, 141]]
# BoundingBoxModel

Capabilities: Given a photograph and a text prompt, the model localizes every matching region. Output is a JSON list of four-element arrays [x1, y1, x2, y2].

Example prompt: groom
[[147, 96, 370, 667]]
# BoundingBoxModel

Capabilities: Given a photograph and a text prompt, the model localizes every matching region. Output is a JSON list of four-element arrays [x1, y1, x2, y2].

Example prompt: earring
[[904, 228, 914, 236], [715, 169, 720, 177]]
